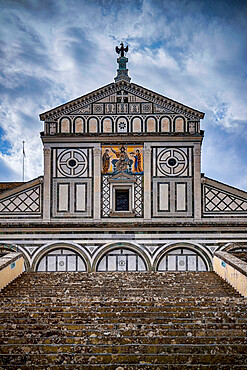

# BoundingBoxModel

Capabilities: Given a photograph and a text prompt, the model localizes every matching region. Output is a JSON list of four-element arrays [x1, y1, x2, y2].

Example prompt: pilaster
[[43, 147, 51, 221], [93, 145, 101, 220], [194, 143, 202, 220], [144, 144, 152, 220]]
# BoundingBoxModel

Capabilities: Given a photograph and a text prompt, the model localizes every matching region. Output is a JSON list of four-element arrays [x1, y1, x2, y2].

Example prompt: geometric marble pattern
[[204, 186, 247, 212], [0, 185, 41, 213], [134, 175, 143, 217], [157, 148, 188, 177], [102, 174, 143, 217], [102, 176, 110, 217], [25, 246, 39, 255], [57, 149, 88, 178]]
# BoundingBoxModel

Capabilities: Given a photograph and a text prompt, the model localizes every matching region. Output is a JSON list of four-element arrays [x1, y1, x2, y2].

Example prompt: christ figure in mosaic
[[111, 146, 132, 172]]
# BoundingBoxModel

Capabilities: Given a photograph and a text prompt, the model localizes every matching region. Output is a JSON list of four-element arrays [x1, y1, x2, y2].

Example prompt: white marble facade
[[1, 78, 247, 272]]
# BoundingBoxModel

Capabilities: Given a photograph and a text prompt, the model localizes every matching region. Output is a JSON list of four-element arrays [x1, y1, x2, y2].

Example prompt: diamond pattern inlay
[[101, 174, 143, 217], [204, 186, 247, 213], [0, 186, 41, 213], [102, 176, 110, 217], [134, 175, 143, 217]]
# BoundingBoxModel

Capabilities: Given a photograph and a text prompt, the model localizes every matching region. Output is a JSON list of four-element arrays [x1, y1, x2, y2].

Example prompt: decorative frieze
[[41, 84, 203, 122]]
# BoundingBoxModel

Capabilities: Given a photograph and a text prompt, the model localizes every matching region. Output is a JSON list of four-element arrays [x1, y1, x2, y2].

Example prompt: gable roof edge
[[40, 80, 205, 121], [0, 176, 43, 200], [202, 176, 247, 199]]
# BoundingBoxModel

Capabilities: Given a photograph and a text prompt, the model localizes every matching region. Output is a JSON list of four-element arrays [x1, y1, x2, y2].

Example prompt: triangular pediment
[[40, 81, 204, 122]]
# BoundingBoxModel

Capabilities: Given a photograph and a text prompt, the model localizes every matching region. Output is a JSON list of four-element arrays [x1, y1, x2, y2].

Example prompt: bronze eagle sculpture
[[116, 42, 128, 57]]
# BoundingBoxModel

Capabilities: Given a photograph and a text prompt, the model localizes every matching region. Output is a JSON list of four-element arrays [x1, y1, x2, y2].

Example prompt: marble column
[[93, 145, 101, 220]]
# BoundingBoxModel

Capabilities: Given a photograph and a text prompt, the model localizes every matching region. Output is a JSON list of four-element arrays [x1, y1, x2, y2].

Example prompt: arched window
[[36, 248, 86, 272], [157, 247, 208, 271], [97, 248, 147, 272]]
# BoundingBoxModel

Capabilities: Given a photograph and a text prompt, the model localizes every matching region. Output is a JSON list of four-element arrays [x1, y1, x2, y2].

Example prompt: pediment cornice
[[40, 80, 204, 121], [109, 171, 136, 183]]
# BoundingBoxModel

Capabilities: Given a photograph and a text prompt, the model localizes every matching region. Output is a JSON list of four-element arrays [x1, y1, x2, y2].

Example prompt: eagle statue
[[116, 42, 128, 57]]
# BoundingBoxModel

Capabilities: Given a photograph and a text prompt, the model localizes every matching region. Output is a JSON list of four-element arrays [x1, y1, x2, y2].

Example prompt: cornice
[[1, 219, 247, 230], [41, 134, 204, 144]]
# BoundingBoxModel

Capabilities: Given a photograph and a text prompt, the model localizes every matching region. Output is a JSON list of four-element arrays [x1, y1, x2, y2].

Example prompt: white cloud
[[0, 0, 246, 190]]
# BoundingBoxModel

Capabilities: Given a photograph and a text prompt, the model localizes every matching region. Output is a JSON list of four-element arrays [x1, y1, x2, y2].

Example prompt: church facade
[[1, 47, 247, 272]]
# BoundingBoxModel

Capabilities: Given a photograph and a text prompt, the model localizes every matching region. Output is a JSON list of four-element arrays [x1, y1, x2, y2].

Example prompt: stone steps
[[0, 353, 246, 366], [0, 271, 246, 367], [1, 335, 247, 345], [1, 323, 246, 333], [0, 365, 245, 370], [1, 343, 247, 355]]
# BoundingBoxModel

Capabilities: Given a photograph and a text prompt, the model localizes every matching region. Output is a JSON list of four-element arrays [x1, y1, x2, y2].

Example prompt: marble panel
[[74, 117, 84, 133], [60, 118, 70, 133], [146, 117, 156, 132], [132, 117, 142, 132], [160, 117, 170, 132], [75, 184, 86, 212], [88, 118, 98, 133], [174, 117, 184, 132], [159, 183, 169, 211], [103, 118, 113, 133], [176, 183, 186, 211], [58, 184, 69, 212]]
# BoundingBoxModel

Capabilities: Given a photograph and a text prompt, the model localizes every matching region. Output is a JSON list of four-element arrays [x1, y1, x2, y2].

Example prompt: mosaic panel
[[102, 145, 143, 175]]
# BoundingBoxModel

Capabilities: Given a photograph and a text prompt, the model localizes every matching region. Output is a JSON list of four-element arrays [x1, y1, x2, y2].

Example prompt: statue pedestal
[[115, 57, 131, 83]]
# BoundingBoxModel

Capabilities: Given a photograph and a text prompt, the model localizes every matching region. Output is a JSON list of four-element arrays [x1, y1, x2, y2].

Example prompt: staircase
[[0, 272, 246, 369]]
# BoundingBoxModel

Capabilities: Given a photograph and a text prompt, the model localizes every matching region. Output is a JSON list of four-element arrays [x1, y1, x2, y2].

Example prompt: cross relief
[[117, 90, 128, 103]]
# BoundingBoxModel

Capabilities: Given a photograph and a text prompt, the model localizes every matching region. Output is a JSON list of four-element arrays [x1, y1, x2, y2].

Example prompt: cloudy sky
[[0, 0, 247, 190]]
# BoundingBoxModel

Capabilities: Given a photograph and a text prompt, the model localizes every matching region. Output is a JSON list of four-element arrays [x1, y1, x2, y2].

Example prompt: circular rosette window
[[57, 149, 88, 177], [157, 148, 188, 176]]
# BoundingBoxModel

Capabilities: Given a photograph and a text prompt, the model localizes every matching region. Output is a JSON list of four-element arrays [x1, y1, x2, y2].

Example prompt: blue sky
[[0, 0, 247, 190]]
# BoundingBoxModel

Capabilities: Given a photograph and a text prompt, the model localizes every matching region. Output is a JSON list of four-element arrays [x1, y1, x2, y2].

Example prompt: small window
[[115, 189, 129, 211]]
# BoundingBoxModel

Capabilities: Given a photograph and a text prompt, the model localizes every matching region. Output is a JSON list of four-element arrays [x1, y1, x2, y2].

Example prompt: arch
[[153, 243, 212, 272], [0, 244, 30, 271], [131, 116, 143, 133], [87, 117, 99, 133], [159, 116, 171, 132], [59, 117, 71, 133], [145, 116, 157, 132], [116, 116, 129, 133], [102, 117, 114, 133], [73, 116, 85, 133], [31, 243, 90, 272], [174, 116, 185, 133], [217, 242, 247, 253], [92, 242, 151, 272]]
